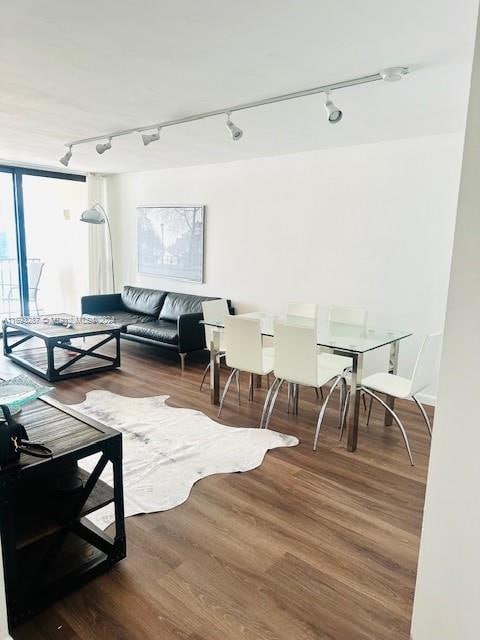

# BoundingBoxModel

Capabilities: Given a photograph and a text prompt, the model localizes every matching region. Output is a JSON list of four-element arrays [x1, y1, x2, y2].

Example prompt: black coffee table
[[2, 315, 121, 382]]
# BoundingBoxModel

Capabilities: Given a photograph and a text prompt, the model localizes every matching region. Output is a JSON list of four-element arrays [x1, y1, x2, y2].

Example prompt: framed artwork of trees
[[137, 205, 205, 282]]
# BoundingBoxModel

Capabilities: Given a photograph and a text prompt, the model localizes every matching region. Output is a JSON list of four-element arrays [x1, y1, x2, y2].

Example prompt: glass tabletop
[[201, 312, 412, 354]]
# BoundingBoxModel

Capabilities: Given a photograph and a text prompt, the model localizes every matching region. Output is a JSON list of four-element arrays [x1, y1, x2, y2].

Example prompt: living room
[[0, 1, 479, 639]]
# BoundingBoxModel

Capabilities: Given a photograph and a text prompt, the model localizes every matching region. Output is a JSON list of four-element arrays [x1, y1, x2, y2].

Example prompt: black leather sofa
[[81, 285, 228, 369]]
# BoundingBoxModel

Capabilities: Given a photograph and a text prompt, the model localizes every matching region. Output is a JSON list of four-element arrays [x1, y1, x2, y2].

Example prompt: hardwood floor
[[2, 340, 431, 640]]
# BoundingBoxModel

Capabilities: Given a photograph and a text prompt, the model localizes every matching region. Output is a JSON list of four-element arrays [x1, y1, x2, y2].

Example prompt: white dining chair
[[199, 298, 230, 391], [356, 332, 442, 465], [317, 306, 369, 416], [317, 305, 368, 371], [329, 306, 368, 326], [260, 320, 347, 447], [287, 302, 319, 402], [218, 316, 274, 417], [287, 302, 318, 320]]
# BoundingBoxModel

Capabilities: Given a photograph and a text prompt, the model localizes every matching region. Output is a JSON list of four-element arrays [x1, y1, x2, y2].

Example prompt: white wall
[[107, 133, 463, 401], [411, 8, 480, 640]]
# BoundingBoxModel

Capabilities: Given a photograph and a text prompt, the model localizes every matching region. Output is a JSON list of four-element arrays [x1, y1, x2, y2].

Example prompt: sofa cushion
[[159, 292, 214, 322], [126, 320, 179, 345], [83, 311, 155, 332], [121, 286, 167, 317]]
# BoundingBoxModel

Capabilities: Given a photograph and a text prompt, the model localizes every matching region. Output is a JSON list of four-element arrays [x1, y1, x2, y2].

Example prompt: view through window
[[0, 167, 87, 320]]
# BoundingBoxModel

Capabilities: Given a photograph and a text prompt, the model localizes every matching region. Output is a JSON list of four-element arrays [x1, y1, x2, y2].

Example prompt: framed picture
[[137, 205, 205, 283]]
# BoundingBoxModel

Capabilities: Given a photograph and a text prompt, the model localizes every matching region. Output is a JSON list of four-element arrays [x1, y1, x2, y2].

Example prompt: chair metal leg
[[218, 368, 238, 418], [361, 387, 415, 465], [199, 362, 211, 391], [287, 382, 292, 414], [235, 369, 241, 405], [339, 377, 347, 428], [412, 395, 432, 437], [315, 387, 319, 400], [339, 390, 350, 441], [248, 373, 254, 402], [362, 392, 367, 411], [313, 376, 344, 450], [366, 396, 373, 425], [260, 377, 281, 428], [179, 352, 186, 371], [264, 379, 285, 430]]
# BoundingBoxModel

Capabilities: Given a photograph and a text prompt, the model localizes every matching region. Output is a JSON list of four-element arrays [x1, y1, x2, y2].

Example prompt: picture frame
[[137, 205, 205, 283]]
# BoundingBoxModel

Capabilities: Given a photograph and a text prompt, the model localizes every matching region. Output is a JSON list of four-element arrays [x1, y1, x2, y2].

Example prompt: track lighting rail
[[60, 66, 409, 164]]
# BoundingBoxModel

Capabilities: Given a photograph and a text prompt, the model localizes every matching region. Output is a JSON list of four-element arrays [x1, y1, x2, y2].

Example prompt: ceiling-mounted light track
[[59, 66, 409, 164]]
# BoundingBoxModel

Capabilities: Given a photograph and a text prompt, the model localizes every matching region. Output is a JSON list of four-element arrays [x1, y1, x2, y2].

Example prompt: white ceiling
[[0, 0, 478, 174]]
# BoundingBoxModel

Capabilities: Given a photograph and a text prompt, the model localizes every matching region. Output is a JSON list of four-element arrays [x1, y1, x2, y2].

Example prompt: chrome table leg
[[385, 340, 399, 426], [209, 329, 221, 405], [346, 352, 363, 452]]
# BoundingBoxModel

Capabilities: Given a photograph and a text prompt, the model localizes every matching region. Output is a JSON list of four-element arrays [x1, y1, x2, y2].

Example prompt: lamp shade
[[80, 207, 106, 224]]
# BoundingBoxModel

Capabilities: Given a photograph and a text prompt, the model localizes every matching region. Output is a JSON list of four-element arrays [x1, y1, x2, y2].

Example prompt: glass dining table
[[201, 312, 412, 452]]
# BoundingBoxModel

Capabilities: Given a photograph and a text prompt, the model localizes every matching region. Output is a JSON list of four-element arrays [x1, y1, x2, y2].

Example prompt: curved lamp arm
[[89, 202, 116, 293]]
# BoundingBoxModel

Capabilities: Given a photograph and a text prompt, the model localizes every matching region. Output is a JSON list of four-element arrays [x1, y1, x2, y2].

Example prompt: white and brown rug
[[69, 390, 298, 530]]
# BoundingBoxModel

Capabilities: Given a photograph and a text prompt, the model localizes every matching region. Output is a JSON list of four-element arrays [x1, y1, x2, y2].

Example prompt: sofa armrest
[[81, 293, 123, 315], [177, 312, 205, 353]]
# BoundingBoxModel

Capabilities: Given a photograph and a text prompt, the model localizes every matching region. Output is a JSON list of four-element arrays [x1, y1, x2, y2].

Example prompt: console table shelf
[[0, 394, 126, 627], [14, 470, 114, 550]]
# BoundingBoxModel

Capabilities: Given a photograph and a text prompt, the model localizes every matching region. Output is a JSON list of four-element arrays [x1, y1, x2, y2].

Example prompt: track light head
[[142, 128, 161, 146], [324, 92, 343, 124], [96, 138, 112, 154], [380, 67, 408, 82], [226, 112, 243, 141], [59, 146, 72, 167]]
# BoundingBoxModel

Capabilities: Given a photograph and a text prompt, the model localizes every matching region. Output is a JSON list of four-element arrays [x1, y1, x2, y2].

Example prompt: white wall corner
[[411, 4, 480, 639]]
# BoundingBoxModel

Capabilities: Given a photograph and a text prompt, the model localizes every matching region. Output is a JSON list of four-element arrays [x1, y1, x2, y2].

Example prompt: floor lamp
[[80, 203, 116, 293]]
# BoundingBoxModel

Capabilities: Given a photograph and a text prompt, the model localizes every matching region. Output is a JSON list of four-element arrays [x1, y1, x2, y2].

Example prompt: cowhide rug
[[69, 390, 298, 530]]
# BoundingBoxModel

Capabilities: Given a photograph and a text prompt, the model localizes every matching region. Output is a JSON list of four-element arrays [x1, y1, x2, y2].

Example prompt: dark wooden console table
[[2, 315, 121, 382], [0, 393, 126, 627]]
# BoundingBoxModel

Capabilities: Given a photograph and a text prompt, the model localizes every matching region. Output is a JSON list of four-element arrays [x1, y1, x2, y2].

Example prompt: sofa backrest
[[159, 292, 216, 322], [121, 286, 167, 317]]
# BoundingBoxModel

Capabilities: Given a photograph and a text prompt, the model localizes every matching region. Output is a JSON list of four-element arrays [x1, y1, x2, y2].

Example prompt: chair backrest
[[409, 332, 443, 395], [274, 320, 318, 387], [201, 298, 230, 348], [287, 302, 318, 320], [224, 315, 264, 374], [27, 260, 44, 290], [328, 305, 367, 326]]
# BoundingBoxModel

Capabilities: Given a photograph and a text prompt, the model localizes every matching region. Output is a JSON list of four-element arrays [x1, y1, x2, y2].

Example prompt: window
[[0, 166, 87, 319]]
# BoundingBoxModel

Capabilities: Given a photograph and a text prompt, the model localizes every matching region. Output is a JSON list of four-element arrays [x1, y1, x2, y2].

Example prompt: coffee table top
[[3, 314, 120, 340]]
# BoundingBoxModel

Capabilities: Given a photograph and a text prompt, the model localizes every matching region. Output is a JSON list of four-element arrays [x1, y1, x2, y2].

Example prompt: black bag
[[0, 404, 52, 468]]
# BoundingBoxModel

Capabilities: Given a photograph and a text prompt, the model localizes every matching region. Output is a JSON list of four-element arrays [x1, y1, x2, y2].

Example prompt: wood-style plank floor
[[2, 340, 431, 640]]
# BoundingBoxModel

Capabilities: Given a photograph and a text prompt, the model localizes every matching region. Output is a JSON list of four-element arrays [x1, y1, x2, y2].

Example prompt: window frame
[[0, 165, 86, 315]]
